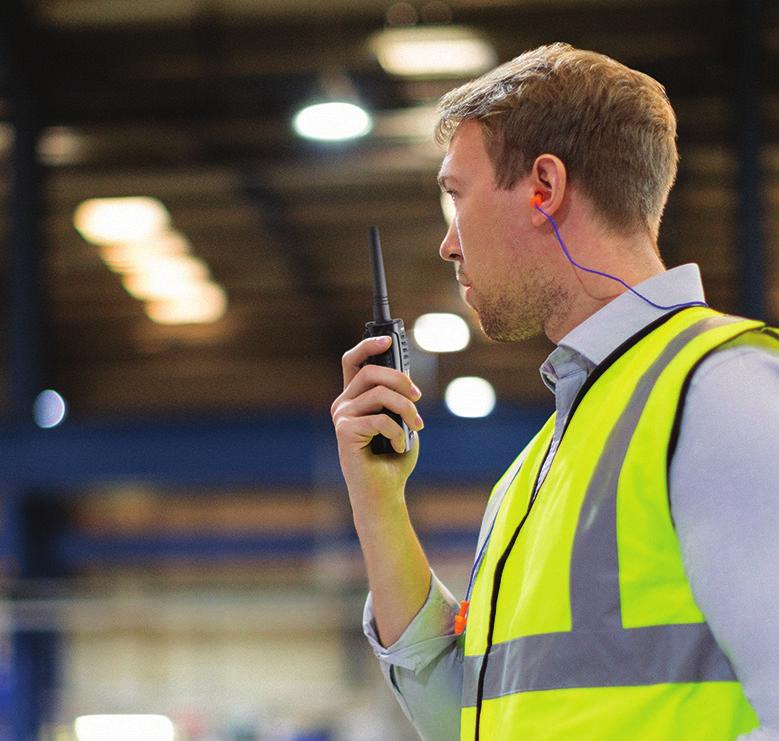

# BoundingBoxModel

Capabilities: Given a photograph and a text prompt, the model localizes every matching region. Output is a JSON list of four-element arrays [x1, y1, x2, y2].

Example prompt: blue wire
[[460, 212, 705, 620], [535, 205, 707, 312]]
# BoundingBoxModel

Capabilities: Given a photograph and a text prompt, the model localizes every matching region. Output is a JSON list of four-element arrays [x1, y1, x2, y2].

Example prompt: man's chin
[[479, 318, 541, 343]]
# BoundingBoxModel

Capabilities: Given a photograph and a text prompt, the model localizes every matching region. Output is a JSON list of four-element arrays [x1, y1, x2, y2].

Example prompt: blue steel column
[[12, 498, 67, 741], [5, 5, 44, 421], [732, 0, 767, 319], [1, 1, 57, 738], [0, 488, 53, 741], [0, 492, 24, 740]]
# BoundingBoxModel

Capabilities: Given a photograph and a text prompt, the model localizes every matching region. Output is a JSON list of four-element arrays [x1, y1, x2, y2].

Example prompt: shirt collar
[[540, 264, 706, 391]]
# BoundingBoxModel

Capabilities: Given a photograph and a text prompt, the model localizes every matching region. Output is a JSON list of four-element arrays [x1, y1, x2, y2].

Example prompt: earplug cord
[[534, 203, 708, 312], [453, 203, 708, 638]]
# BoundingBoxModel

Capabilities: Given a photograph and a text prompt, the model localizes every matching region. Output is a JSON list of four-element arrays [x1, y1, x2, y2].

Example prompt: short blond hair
[[435, 43, 678, 239]]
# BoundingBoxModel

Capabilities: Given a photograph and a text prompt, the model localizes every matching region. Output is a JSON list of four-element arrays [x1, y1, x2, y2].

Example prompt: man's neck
[[543, 226, 666, 344]]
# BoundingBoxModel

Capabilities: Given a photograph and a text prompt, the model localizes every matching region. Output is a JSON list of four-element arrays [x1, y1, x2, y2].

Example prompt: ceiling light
[[144, 282, 228, 325], [99, 231, 191, 273], [293, 102, 372, 142], [121, 255, 211, 301], [370, 26, 497, 78], [74, 197, 170, 245], [413, 312, 470, 352], [74, 715, 175, 741], [33, 389, 67, 429], [445, 376, 496, 418]]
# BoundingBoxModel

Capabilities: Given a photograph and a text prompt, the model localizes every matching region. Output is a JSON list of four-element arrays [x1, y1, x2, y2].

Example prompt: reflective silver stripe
[[466, 315, 745, 707], [474, 449, 529, 560], [569, 315, 741, 629], [463, 622, 737, 706]]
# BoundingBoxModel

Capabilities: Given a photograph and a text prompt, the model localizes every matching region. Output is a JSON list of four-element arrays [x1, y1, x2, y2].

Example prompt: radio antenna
[[369, 226, 392, 323]]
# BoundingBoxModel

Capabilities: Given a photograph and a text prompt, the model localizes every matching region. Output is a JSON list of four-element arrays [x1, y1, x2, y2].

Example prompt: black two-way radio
[[363, 226, 413, 455]]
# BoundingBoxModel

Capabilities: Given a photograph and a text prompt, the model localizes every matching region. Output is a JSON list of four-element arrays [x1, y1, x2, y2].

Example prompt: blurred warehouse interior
[[0, 0, 777, 738]]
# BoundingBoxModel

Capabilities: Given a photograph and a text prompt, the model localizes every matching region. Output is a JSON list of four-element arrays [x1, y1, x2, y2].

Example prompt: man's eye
[[446, 190, 457, 200]]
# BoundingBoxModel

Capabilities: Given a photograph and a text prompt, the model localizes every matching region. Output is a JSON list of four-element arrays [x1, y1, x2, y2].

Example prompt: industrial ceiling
[[1, 0, 777, 420]]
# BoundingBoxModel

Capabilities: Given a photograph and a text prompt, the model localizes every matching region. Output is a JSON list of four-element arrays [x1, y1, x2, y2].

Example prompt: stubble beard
[[475, 271, 565, 343], [478, 296, 543, 342]]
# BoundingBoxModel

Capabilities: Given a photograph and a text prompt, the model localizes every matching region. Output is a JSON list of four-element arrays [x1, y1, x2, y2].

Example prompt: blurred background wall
[[0, 0, 776, 738]]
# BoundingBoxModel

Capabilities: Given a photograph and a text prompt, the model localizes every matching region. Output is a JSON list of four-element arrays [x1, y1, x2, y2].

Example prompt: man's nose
[[439, 220, 461, 262]]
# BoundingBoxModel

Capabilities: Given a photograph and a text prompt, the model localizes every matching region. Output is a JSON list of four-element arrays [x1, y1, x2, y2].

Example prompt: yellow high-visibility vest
[[461, 307, 777, 740]]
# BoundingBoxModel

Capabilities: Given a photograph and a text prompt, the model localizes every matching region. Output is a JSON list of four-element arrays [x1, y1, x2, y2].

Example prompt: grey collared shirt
[[363, 264, 779, 741]]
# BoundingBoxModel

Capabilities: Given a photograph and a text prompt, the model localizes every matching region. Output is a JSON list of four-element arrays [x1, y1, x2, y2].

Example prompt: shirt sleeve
[[670, 343, 779, 738], [363, 569, 462, 740]]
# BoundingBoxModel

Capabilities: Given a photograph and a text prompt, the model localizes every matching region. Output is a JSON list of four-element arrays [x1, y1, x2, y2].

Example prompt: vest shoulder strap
[[667, 320, 777, 469]]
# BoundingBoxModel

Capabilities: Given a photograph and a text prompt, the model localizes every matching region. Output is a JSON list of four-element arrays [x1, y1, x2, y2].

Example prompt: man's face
[[437, 120, 562, 342]]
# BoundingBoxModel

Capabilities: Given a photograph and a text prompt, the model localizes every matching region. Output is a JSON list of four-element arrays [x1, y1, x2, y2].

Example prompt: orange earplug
[[530, 193, 543, 208]]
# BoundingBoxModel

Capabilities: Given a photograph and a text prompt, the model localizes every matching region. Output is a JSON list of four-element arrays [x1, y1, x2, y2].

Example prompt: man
[[330, 43, 779, 740]]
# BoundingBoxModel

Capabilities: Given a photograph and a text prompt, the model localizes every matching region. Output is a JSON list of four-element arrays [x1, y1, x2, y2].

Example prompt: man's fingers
[[341, 336, 392, 387], [344, 413, 407, 453], [346, 387, 423, 434], [334, 337, 423, 457], [344, 364, 421, 405]]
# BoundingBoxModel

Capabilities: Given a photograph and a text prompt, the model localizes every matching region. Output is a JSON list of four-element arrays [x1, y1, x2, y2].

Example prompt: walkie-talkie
[[363, 226, 413, 455]]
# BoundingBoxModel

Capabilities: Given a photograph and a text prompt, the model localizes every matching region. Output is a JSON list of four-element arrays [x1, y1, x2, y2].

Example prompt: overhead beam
[[0, 404, 549, 489]]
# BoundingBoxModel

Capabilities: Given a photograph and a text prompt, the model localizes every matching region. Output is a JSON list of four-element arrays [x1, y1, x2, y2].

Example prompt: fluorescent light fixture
[[100, 231, 191, 273], [445, 376, 496, 418], [74, 714, 175, 741], [74, 197, 170, 245], [77, 200, 228, 326], [145, 282, 228, 325], [33, 389, 67, 429], [413, 312, 470, 352], [121, 255, 211, 301], [370, 26, 497, 78], [293, 102, 372, 141]]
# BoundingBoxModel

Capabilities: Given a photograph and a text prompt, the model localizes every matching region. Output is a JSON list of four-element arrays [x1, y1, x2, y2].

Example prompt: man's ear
[[529, 154, 567, 227]]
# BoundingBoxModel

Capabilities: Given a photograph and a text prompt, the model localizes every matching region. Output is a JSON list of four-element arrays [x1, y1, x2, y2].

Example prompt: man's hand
[[331, 335, 424, 505], [331, 334, 432, 647]]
